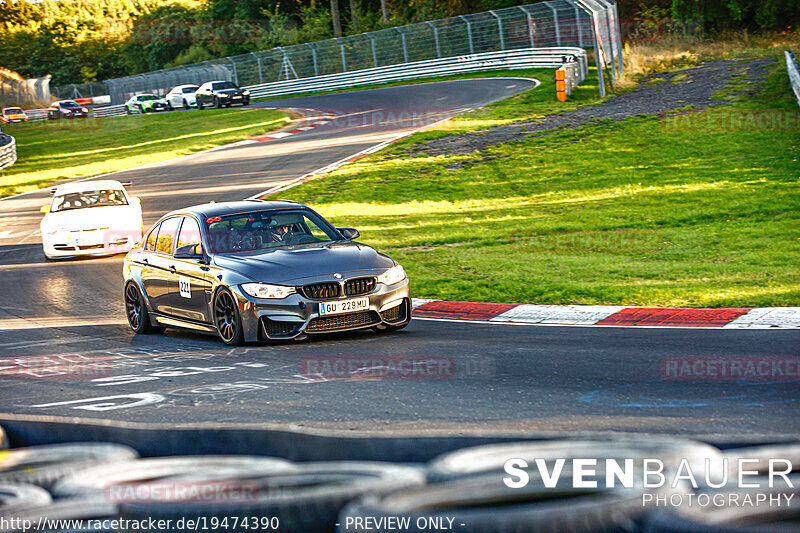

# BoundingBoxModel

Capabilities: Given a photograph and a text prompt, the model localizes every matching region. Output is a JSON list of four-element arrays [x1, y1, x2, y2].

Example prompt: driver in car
[[268, 221, 292, 244]]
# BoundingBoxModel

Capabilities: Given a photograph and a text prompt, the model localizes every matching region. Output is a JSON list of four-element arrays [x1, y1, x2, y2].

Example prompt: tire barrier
[[0, 422, 798, 533], [118, 462, 425, 533], [786, 51, 800, 108], [50, 456, 295, 498], [2, 498, 115, 532], [642, 475, 800, 533], [0, 483, 52, 517], [340, 476, 653, 533], [0, 135, 16, 171], [0, 443, 138, 489], [425, 437, 724, 483]]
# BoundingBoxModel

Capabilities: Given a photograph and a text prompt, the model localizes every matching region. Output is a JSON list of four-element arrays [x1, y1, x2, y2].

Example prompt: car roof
[[54, 100, 78, 105], [3, 107, 23, 112], [174, 84, 199, 88], [53, 180, 128, 195], [163, 200, 306, 219]]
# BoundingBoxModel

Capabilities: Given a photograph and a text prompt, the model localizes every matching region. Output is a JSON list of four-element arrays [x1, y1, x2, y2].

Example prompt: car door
[[168, 216, 215, 324], [140, 216, 182, 316]]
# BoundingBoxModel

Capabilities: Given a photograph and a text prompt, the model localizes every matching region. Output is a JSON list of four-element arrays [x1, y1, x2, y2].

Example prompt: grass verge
[[279, 47, 799, 307], [0, 108, 291, 197]]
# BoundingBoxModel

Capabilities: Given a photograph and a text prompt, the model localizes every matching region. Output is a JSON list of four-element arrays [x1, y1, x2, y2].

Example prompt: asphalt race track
[[1, 78, 798, 440]]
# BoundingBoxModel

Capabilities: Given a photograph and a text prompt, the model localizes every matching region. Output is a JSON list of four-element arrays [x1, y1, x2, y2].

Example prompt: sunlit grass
[[0, 108, 290, 197], [282, 59, 800, 307]]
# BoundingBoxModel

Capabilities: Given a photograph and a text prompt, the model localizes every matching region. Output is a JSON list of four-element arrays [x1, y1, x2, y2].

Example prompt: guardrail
[[91, 104, 127, 118], [0, 134, 17, 171], [82, 47, 587, 118], [786, 50, 800, 107], [245, 47, 587, 99]]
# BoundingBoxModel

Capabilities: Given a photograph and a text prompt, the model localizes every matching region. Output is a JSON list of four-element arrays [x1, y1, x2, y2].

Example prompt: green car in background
[[125, 94, 169, 114]]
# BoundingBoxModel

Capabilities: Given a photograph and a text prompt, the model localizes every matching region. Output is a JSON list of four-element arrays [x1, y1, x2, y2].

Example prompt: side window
[[176, 217, 202, 253], [155, 217, 181, 254], [145, 223, 160, 251]]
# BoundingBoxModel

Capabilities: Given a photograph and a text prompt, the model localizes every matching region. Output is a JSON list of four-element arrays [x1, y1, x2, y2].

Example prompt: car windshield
[[4, 108, 22, 114], [205, 209, 340, 254], [51, 189, 128, 212], [60, 101, 80, 108], [211, 82, 236, 90], [182, 87, 198, 93], [139, 95, 158, 101]]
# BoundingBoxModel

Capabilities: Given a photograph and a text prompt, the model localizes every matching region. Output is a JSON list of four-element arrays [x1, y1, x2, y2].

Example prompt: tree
[[330, 0, 342, 36]]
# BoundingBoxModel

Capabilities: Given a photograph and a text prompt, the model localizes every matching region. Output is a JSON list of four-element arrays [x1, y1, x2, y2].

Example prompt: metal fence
[[0, 75, 51, 109], [65, 47, 587, 119], [246, 47, 588, 99], [71, 0, 620, 104], [0, 135, 17, 171], [51, 82, 107, 100], [787, 51, 800, 108]]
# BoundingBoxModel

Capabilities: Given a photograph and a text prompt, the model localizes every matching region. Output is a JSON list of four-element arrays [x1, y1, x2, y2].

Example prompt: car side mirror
[[40, 205, 50, 213], [338, 227, 359, 240], [175, 243, 204, 260]]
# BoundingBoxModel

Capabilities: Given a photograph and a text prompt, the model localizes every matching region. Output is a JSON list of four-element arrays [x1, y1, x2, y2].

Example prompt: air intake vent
[[344, 277, 376, 296], [301, 282, 341, 299]]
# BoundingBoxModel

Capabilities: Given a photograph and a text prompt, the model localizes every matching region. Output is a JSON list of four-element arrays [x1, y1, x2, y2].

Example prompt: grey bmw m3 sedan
[[123, 200, 411, 345]]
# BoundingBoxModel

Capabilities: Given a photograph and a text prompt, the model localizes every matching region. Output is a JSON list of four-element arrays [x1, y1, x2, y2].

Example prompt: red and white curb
[[410, 299, 800, 329], [221, 109, 335, 149]]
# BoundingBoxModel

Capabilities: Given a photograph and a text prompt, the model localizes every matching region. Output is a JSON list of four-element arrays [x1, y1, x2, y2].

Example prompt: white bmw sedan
[[40, 180, 143, 259]]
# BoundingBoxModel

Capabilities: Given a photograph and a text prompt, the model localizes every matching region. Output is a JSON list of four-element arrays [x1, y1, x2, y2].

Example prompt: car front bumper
[[232, 279, 411, 342], [42, 231, 140, 258]]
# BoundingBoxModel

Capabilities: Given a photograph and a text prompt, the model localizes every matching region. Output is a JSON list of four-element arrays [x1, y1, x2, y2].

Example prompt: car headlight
[[81, 108, 88, 113], [242, 90, 250, 96], [377, 264, 406, 286], [241, 283, 296, 299]]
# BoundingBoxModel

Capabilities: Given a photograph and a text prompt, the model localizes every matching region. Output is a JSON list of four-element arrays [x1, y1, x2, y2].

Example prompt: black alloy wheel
[[214, 289, 245, 345], [124, 282, 163, 334]]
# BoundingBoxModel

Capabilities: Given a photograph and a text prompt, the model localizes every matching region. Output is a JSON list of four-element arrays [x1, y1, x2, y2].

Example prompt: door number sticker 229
[[179, 276, 191, 298]]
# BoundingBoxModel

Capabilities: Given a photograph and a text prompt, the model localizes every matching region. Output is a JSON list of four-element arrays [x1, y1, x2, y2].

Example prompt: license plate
[[319, 297, 369, 316]]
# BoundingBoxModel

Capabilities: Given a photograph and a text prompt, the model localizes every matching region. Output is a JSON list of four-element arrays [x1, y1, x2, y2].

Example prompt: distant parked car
[[1, 107, 28, 124], [166, 85, 200, 109], [195, 81, 250, 109], [47, 101, 89, 120], [125, 94, 169, 114]]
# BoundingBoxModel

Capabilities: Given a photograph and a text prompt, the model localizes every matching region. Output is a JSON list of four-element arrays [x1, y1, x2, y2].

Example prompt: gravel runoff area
[[411, 57, 774, 157]]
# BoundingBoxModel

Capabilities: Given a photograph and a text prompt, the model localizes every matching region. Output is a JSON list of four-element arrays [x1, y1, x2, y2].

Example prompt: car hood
[[211, 241, 395, 284], [41, 205, 140, 231]]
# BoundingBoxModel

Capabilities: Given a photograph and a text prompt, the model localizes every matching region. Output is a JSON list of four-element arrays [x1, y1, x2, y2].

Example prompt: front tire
[[125, 282, 164, 334], [214, 288, 245, 346], [214, 97, 222, 109], [182, 99, 188, 109]]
